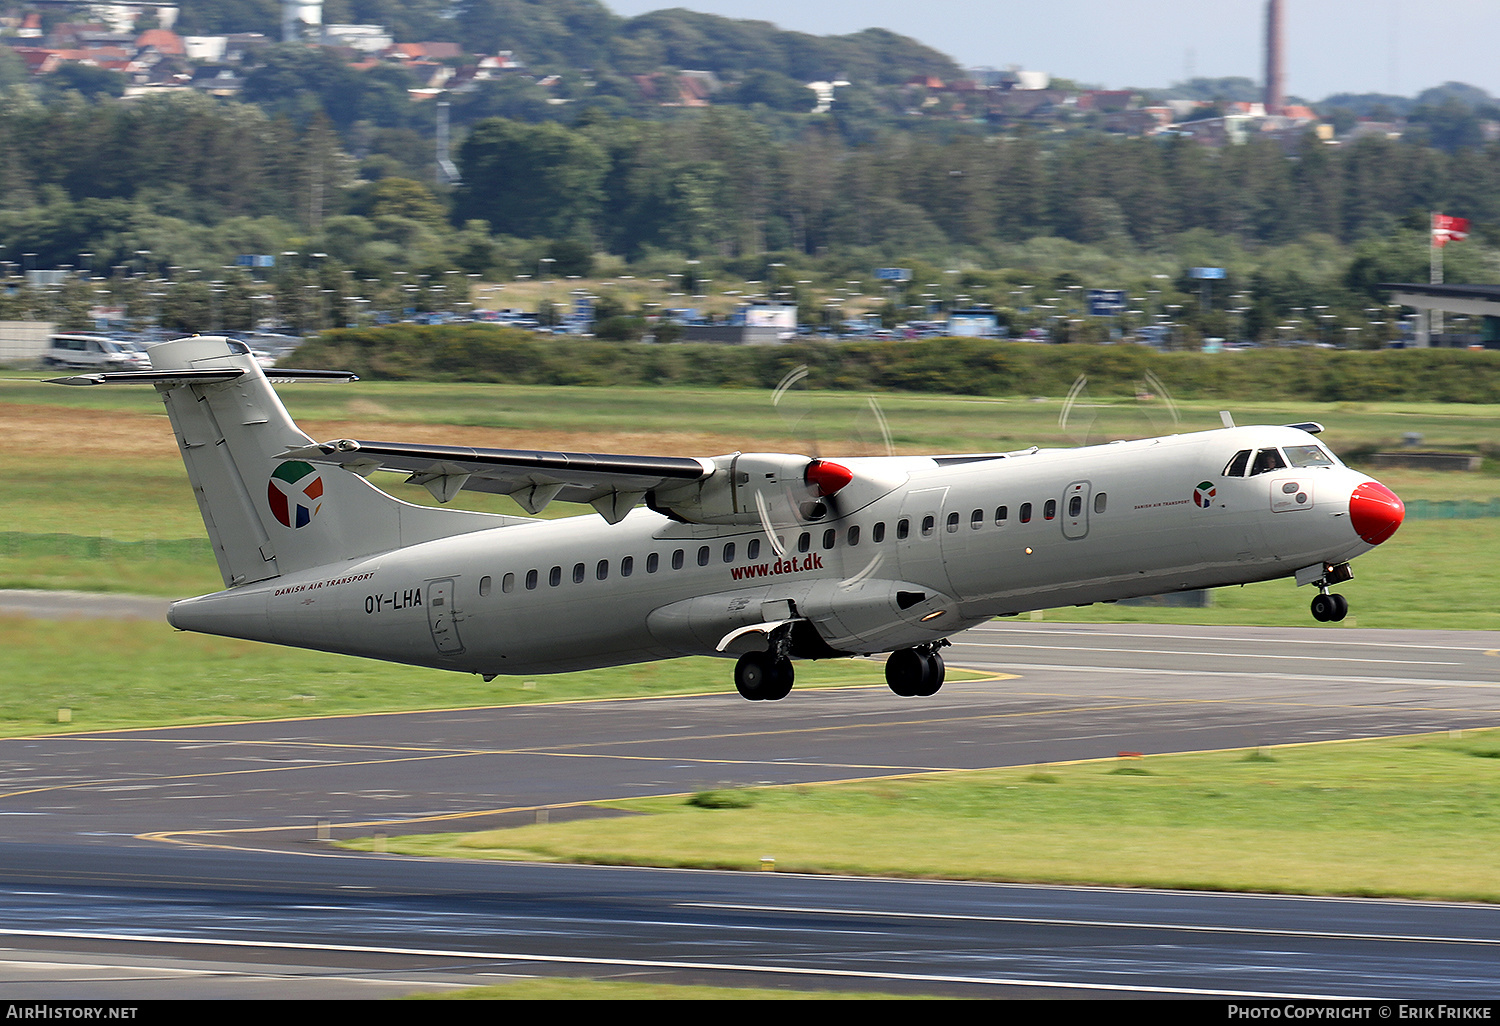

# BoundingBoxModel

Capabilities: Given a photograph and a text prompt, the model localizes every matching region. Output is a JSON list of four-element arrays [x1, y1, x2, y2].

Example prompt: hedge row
[[290, 326, 1500, 403]]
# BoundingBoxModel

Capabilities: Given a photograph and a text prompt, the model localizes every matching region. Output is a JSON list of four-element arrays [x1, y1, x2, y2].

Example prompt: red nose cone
[[805, 459, 853, 497], [1349, 481, 1404, 545]]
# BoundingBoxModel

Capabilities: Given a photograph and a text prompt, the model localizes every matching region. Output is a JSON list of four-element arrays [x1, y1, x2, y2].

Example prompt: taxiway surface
[[0, 618, 1496, 998]]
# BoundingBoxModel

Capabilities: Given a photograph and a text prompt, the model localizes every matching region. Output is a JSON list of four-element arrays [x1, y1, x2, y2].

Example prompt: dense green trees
[[4, 2, 1499, 346], [169, 2, 957, 135], [291, 325, 1500, 401], [454, 118, 608, 239], [450, 114, 1500, 260]]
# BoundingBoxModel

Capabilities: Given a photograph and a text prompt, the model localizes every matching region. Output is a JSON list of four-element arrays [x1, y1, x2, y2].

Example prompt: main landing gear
[[885, 641, 948, 697], [734, 638, 951, 701], [734, 649, 795, 701], [1310, 591, 1349, 623]]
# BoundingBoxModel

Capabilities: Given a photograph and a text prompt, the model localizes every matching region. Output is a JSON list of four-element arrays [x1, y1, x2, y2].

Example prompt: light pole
[[538, 257, 556, 324]]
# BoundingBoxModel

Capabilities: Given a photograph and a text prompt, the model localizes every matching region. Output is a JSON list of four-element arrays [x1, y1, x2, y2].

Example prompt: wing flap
[[281, 438, 714, 518]]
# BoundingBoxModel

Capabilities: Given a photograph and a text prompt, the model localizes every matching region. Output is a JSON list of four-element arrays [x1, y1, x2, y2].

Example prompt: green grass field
[[3, 377, 1497, 621], [0, 618, 910, 736], [1, 377, 1495, 724], [9, 373, 1500, 459], [355, 730, 1500, 903]]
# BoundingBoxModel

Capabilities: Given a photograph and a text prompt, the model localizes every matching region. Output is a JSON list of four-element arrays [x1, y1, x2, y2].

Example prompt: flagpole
[[1430, 211, 1444, 339]]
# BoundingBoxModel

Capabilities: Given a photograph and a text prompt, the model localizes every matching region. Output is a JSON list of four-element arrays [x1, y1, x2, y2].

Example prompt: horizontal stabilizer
[[49, 367, 357, 387], [48, 369, 245, 387]]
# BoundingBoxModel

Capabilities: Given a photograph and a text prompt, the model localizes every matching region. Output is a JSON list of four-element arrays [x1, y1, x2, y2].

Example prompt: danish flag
[[1432, 213, 1470, 248]]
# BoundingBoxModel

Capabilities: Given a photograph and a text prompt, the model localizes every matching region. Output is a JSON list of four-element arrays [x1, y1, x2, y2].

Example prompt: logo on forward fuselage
[[268, 461, 324, 528], [1193, 480, 1217, 508]]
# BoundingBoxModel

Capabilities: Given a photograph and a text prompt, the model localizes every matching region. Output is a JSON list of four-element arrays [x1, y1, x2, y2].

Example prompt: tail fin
[[146, 336, 507, 588]]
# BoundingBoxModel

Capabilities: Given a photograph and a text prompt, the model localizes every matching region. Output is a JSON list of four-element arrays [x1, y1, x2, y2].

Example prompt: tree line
[[293, 325, 1500, 403], [175, 0, 958, 86], [4, 89, 1500, 343], [456, 114, 1500, 259]]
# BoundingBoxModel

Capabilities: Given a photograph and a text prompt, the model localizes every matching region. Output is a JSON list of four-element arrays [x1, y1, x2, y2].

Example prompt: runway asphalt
[[0, 598, 1497, 999]]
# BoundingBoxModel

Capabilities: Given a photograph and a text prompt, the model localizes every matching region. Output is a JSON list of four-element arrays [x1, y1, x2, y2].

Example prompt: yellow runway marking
[[140, 725, 1500, 855], [2, 671, 985, 742], [8, 681, 1498, 806]]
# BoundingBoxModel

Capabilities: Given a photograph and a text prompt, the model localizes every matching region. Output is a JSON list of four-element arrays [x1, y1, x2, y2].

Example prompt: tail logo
[[268, 461, 324, 528]]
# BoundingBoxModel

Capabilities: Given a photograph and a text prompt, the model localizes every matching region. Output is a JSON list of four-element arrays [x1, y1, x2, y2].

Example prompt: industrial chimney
[[1264, 0, 1285, 115]]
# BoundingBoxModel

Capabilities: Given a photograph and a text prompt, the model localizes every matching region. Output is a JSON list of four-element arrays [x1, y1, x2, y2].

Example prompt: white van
[[43, 333, 150, 371]]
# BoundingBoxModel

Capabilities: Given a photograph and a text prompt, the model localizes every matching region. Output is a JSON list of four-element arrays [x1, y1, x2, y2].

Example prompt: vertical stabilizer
[[148, 336, 505, 587]]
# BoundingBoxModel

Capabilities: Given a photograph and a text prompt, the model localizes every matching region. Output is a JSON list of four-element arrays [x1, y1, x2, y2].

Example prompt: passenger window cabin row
[[473, 490, 1110, 596]]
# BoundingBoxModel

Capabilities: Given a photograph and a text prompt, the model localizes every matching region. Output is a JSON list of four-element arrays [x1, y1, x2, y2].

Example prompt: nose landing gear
[[1311, 590, 1349, 623], [1297, 561, 1354, 624], [886, 640, 949, 697]]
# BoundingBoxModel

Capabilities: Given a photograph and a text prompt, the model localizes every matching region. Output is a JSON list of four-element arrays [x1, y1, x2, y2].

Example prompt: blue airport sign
[[1190, 267, 1226, 279], [1087, 289, 1128, 316], [874, 267, 912, 282]]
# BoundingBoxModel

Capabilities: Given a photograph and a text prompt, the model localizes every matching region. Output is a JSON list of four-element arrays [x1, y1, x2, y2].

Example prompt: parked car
[[42, 333, 150, 371]]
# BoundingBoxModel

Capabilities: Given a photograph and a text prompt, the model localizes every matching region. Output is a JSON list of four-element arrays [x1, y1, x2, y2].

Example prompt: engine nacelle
[[653, 453, 825, 525]]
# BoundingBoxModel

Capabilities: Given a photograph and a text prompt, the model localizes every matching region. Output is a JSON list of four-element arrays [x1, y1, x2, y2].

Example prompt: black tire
[[735, 651, 771, 700], [1329, 593, 1349, 622], [1311, 593, 1334, 622], [761, 658, 794, 701], [886, 648, 925, 697], [912, 651, 945, 697]]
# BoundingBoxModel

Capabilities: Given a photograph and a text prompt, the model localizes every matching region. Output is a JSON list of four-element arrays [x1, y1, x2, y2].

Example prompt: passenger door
[[426, 578, 465, 654], [1061, 480, 1091, 540]]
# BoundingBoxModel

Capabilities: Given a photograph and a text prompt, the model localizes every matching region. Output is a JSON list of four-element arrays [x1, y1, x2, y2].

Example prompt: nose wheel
[[1310, 591, 1349, 623]]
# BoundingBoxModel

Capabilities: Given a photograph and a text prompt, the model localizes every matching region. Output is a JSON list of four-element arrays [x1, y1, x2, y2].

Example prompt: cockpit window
[[1249, 448, 1287, 476], [1284, 444, 1335, 468], [1223, 449, 1252, 477]]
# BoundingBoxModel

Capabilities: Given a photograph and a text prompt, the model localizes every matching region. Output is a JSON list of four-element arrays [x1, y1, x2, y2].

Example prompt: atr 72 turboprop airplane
[[55, 335, 1406, 701]]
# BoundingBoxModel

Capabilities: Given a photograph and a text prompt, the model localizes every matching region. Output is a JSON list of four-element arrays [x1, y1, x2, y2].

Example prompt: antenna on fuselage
[[1220, 410, 1236, 428]]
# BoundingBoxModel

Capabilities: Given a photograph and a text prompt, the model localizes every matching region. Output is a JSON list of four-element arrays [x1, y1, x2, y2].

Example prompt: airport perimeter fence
[[1403, 498, 1500, 519], [3, 503, 1498, 564]]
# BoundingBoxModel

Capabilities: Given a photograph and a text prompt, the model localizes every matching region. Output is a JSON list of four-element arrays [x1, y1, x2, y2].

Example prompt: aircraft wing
[[280, 438, 714, 523]]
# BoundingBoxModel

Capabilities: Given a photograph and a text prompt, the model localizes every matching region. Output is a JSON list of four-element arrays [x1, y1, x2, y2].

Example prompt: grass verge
[[351, 730, 1500, 903], [0, 617, 905, 737]]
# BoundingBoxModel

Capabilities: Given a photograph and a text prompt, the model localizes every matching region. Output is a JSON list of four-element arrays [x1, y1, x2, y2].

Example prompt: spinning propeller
[[747, 365, 877, 556], [1059, 370, 1180, 446]]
